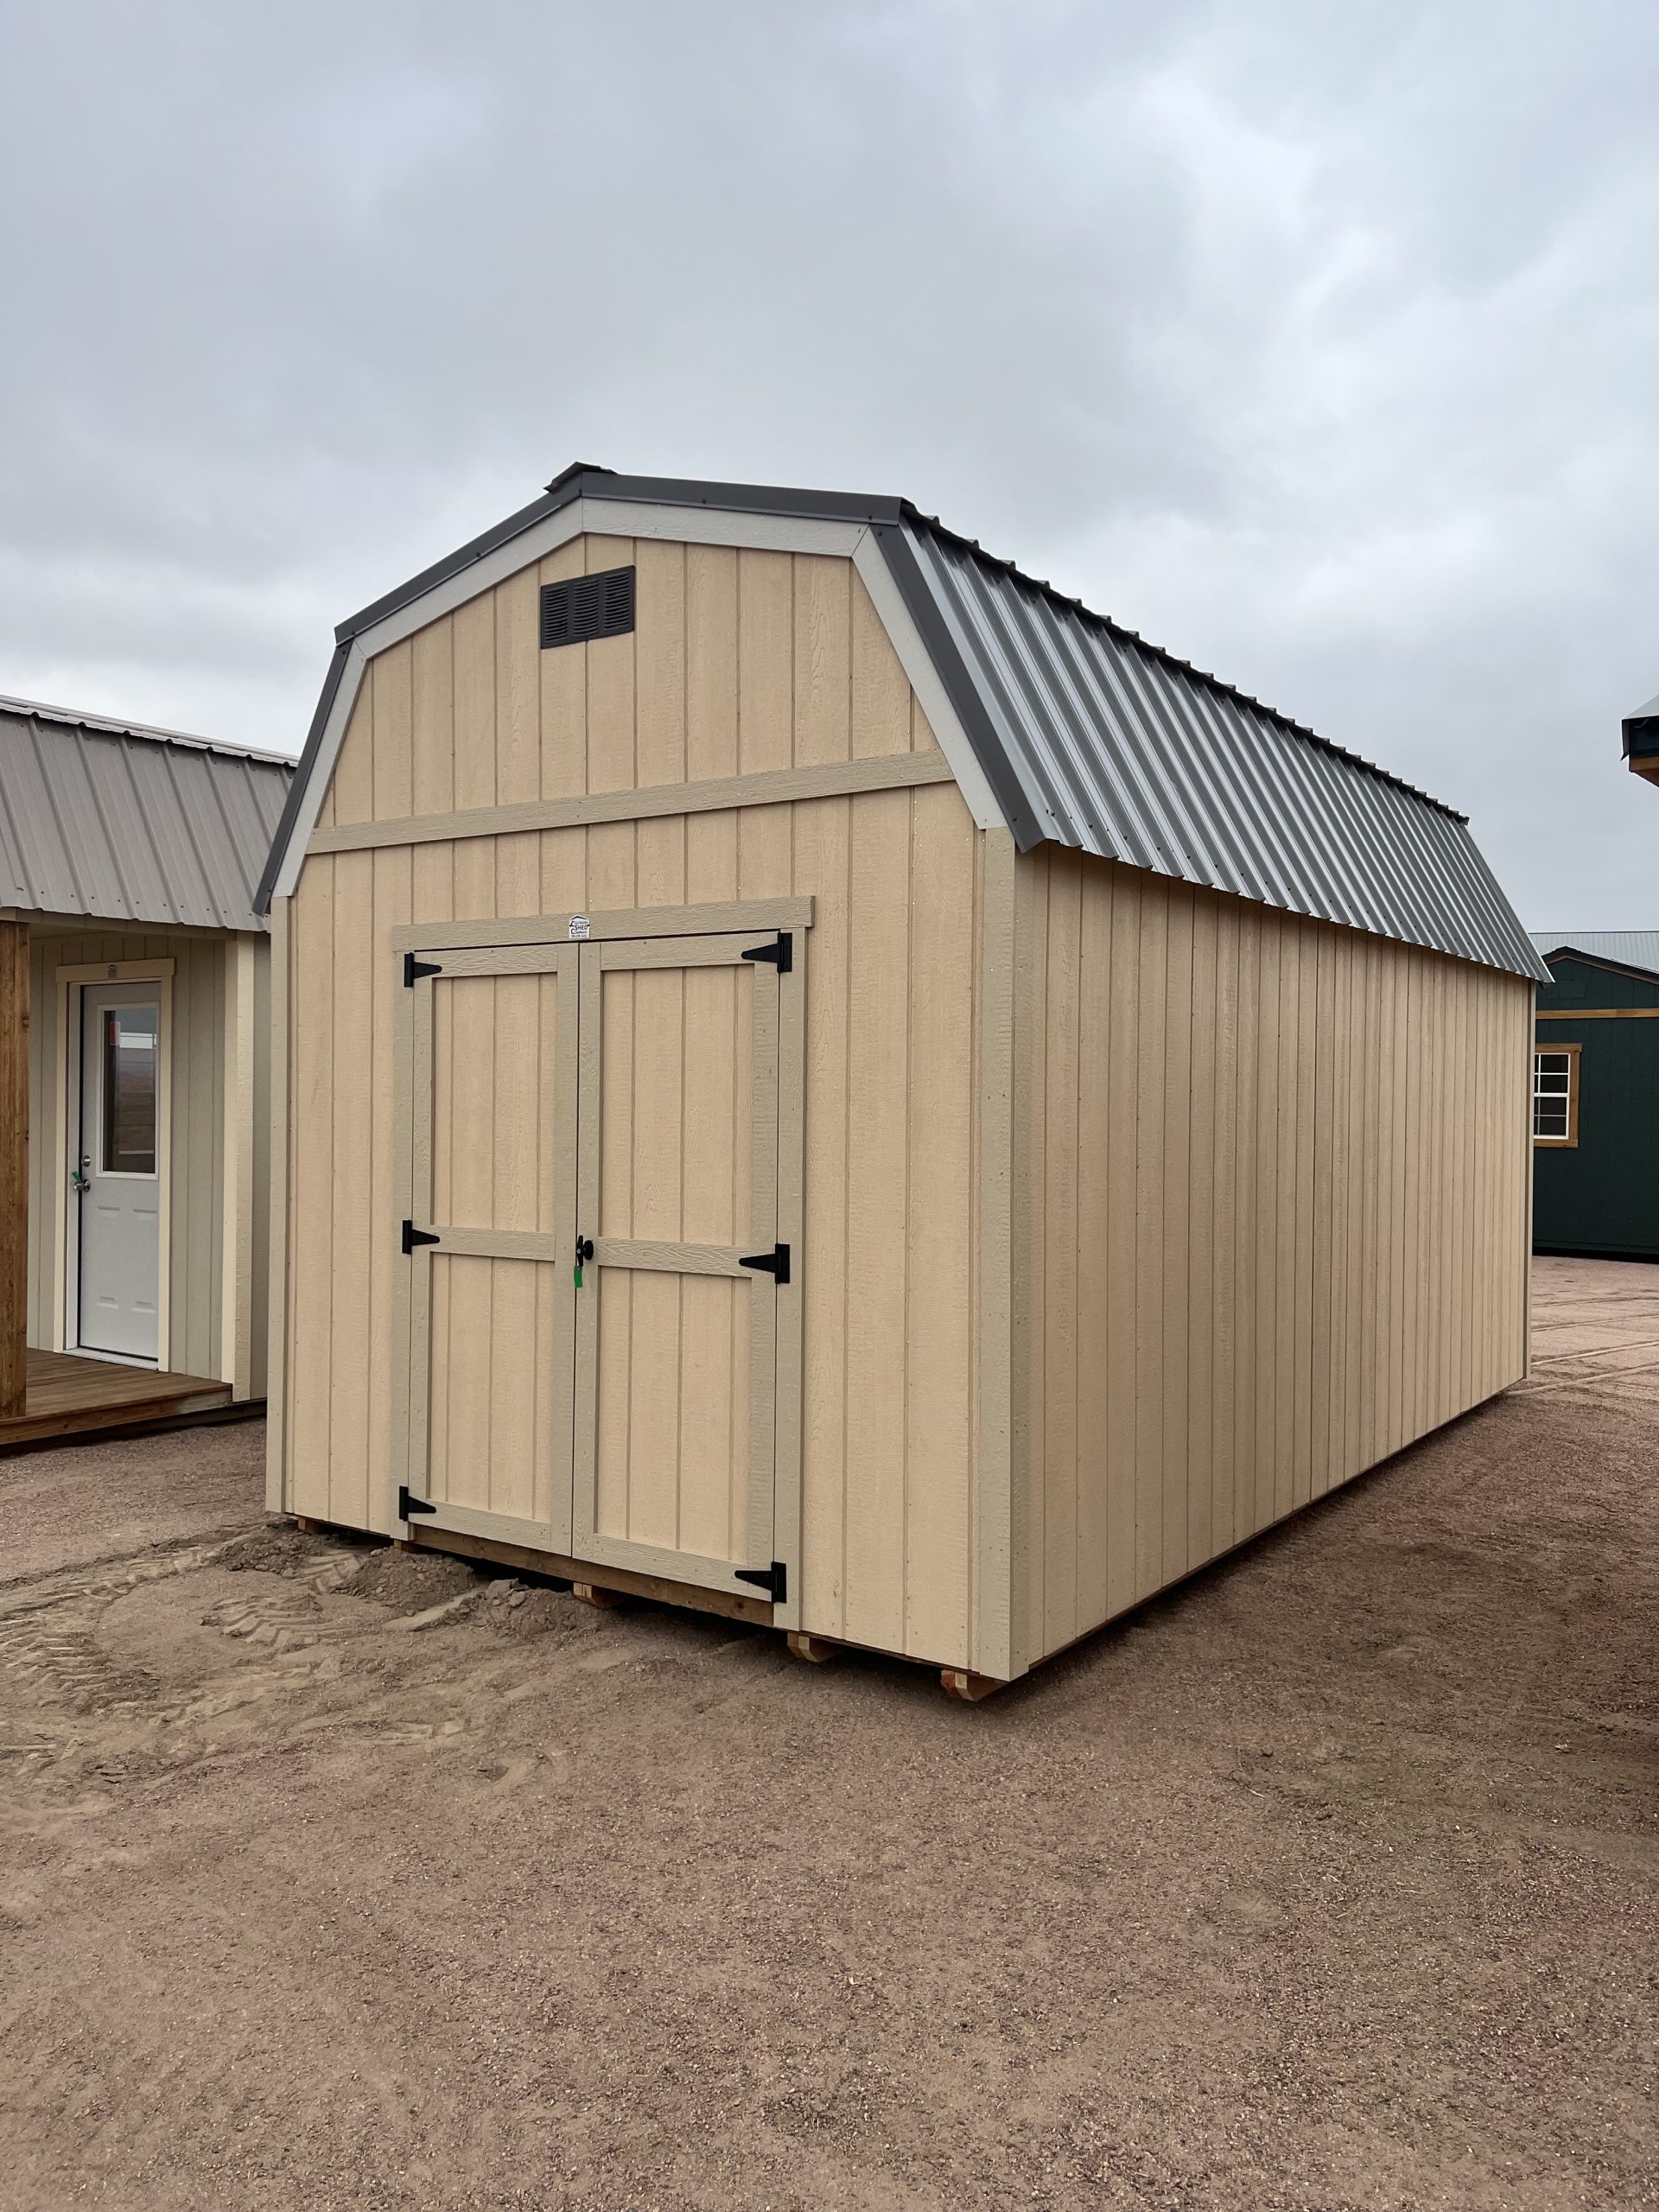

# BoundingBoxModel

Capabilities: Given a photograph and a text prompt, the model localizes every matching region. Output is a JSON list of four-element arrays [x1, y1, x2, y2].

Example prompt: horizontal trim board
[[393, 897, 812, 954], [54, 957, 176, 982], [306, 750, 957, 856], [1535, 1007, 1659, 1020]]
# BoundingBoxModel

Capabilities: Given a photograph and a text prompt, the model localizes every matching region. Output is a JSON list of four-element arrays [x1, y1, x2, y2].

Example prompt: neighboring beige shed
[[258, 467, 1546, 1694], [0, 697, 291, 1446]]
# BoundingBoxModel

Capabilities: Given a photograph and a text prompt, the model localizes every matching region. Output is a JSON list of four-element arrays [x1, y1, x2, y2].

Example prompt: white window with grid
[[1533, 1049, 1574, 1143]]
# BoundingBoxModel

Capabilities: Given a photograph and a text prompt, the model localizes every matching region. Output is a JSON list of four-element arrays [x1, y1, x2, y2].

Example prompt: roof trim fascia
[[1535, 945, 1659, 989], [260, 493, 994, 909], [868, 522, 1038, 844]]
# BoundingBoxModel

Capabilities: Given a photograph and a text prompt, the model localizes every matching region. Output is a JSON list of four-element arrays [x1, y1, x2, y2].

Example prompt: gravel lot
[[1, 1255, 1654, 2210]]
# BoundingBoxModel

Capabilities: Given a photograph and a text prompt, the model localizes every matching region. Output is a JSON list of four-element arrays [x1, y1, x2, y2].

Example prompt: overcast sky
[[3, 1, 1656, 925]]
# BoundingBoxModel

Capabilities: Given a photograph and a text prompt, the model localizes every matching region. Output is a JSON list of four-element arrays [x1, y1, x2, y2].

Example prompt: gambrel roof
[[259, 467, 1545, 981]]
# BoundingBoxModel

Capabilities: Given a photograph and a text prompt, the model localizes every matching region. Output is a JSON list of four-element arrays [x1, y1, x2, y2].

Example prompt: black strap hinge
[[738, 1242, 790, 1286], [741, 931, 791, 975], [402, 1220, 441, 1255], [404, 952, 442, 987], [735, 1560, 787, 1604], [397, 1485, 437, 1520]]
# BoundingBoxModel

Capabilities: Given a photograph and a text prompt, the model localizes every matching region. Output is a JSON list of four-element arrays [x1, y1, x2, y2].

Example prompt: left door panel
[[402, 943, 578, 1550]]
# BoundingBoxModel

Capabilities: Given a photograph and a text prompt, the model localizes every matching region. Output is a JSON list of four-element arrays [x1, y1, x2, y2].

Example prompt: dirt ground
[[1, 1257, 1654, 2211]]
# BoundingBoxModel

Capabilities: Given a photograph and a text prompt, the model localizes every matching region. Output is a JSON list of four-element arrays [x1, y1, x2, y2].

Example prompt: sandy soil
[[0, 1414, 268, 1584], [1, 1258, 1655, 2210]]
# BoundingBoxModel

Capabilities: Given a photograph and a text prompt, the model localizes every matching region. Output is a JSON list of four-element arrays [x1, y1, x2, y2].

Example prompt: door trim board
[[392, 897, 812, 956]]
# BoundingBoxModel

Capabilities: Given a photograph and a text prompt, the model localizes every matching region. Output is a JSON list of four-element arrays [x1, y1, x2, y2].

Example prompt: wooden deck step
[[0, 1348, 233, 1449]]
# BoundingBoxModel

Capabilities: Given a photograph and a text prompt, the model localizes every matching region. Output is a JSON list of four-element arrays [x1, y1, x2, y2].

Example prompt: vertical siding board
[[684, 545, 740, 906], [1008, 852, 1044, 1667], [452, 595, 499, 922], [1273, 918, 1300, 1520], [1075, 864, 1115, 1624], [1318, 925, 1344, 1495], [1385, 957, 1408, 1455], [1343, 932, 1368, 1482], [1291, 929, 1318, 1508], [1161, 894, 1193, 1581], [1186, 896, 1217, 1567], [1133, 887, 1167, 1590], [849, 564, 907, 762], [327, 851, 374, 1526], [1103, 868, 1140, 1618], [1041, 852, 1082, 1649], [1229, 906, 1259, 1552], [904, 785, 977, 1662], [798, 555, 854, 767], [495, 566, 543, 921], [736, 549, 792, 903], [843, 787, 912, 1651], [289, 858, 334, 1516]]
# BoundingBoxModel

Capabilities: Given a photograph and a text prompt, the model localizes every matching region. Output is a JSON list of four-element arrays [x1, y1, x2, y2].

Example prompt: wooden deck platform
[[0, 1349, 232, 1450]]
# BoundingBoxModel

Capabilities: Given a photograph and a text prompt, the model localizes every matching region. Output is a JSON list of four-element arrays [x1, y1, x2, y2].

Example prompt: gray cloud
[[1, 0, 1655, 920]]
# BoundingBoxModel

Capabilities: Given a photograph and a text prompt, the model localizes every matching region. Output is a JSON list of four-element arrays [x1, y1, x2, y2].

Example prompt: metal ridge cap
[[0, 693, 294, 769], [899, 508, 1471, 827], [334, 469, 910, 646]]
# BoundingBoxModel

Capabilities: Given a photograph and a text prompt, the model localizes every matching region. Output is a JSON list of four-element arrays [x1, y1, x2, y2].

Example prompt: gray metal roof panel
[[1529, 931, 1659, 978], [0, 703, 292, 931], [899, 518, 1547, 981]]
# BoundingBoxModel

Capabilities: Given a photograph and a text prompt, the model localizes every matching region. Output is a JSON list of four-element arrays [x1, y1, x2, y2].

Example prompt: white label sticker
[[568, 914, 591, 940]]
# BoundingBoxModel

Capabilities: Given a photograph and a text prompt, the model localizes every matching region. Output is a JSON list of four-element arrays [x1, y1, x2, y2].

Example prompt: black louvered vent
[[540, 565, 636, 650]]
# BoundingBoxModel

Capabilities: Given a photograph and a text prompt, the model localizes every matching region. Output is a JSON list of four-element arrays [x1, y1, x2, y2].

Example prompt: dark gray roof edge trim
[[1533, 943, 1659, 986], [254, 641, 349, 913], [334, 467, 905, 642], [870, 521, 1045, 848]]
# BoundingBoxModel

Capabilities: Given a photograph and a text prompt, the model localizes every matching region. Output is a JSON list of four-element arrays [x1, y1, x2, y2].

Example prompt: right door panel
[[573, 932, 785, 1595]]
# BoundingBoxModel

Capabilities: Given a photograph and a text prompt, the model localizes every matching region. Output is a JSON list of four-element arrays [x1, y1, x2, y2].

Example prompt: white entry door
[[77, 982, 162, 1362]]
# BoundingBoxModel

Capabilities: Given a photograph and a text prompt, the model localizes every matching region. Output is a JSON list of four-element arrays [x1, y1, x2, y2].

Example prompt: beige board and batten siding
[[276, 536, 988, 1670], [1014, 847, 1534, 1670], [25, 919, 270, 1393]]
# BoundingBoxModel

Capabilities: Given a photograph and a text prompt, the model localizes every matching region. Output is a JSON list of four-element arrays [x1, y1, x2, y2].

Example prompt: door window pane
[[103, 1005, 158, 1173]]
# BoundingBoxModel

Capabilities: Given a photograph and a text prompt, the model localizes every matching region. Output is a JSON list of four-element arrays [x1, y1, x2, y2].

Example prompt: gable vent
[[540, 565, 636, 650]]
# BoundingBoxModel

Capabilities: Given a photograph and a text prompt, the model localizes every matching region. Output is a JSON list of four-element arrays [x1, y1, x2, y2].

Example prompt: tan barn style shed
[[258, 467, 1546, 1694]]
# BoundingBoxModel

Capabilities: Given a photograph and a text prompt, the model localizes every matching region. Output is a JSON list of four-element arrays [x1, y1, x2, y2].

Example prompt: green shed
[[1530, 932, 1659, 1261]]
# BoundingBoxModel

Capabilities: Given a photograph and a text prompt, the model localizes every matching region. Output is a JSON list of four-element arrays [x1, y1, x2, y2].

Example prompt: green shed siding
[[1534, 956, 1659, 1261]]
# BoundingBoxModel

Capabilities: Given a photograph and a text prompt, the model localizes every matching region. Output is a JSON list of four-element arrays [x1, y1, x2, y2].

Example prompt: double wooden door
[[396, 924, 800, 1610]]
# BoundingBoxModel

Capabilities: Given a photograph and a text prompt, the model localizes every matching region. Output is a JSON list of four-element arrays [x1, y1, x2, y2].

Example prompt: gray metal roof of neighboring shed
[[1529, 931, 1659, 979], [0, 696, 294, 932], [260, 465, 1545, 979]]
